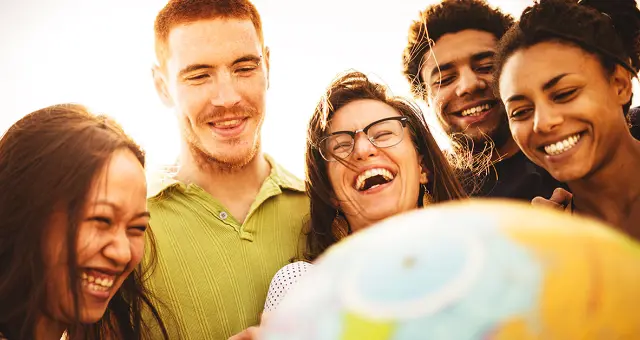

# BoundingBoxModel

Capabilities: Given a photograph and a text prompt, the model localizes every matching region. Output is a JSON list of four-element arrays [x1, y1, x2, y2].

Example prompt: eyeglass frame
[[317, 116, 409, 162]]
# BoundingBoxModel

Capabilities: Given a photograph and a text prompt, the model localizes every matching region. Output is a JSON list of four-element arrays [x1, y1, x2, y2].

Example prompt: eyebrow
[[94, 200, 151, 219], [429, 50, 496, 79], [542, 73, 570, 91], [177, 54, 262, 78], [505, 73, 571, 104]]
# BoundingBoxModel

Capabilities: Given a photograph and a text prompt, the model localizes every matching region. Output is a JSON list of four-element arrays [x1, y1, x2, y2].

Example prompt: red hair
[[154, 0, 263, 66]]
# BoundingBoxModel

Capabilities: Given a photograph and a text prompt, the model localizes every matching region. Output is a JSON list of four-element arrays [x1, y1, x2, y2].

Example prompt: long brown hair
[[0, 104, 169, 339], [304, 71, 468, 261]]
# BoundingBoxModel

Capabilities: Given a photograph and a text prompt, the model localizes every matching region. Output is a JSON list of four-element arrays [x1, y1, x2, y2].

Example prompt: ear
[[418, 155, 430, 185], [330, 197, 340, 209], [152, 64, 174, 108], [611, 64, 633, 106], [263, 46, 271, 89]]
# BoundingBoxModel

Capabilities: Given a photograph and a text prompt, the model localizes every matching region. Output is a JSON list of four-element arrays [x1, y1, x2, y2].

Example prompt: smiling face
[[44, 148, 149, 324], [154, 18, 269, 168], [326, 99, 425, 231], [421, 29, 510, 148], [499, 41, 633, 182]]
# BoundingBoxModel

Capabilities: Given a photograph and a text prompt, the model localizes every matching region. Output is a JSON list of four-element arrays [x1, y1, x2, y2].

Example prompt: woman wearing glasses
[[257, 71, 468, 317], [304, 71, 468, 259]]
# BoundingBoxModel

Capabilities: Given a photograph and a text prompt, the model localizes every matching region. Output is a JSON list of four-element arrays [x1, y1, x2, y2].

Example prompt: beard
[[188, 136, 261, 173], [447, 107, 511, 154], [184, 103, 263, 172]]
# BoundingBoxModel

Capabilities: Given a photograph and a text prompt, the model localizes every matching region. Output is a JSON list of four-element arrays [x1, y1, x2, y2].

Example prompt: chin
[[79, 307, 108, 324], [363, 205, 404, 226], [546, 165, 589, 183]]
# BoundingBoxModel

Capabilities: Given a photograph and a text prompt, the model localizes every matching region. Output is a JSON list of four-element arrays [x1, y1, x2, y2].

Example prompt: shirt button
[[219, 211, 228, 220]]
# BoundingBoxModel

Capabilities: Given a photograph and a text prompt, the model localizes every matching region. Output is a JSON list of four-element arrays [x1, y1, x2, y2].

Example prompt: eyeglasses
[[318, 116, 408, 161]]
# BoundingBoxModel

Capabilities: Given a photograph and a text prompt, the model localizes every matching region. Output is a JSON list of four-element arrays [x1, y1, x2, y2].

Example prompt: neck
[[177, 145, 270, 196], [176, 143, 271, 222], [569, 136, 640, 229], [35, 315, 66, 340]]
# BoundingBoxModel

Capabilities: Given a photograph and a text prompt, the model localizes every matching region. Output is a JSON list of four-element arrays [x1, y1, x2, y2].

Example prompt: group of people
[[0, 0, 639, 339]]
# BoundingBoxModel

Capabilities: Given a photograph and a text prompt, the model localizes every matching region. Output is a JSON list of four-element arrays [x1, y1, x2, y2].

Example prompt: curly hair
[[402, 0, 513, 99], [494, 0, 640, 115]]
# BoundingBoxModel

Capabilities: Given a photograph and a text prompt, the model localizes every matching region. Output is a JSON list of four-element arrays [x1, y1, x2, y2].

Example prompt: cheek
[[177, 86, 208, 120], [509, 122, 533, 150], [129, 237, 145, 267], [242, 80, 268, 109], [327, 164, 348, 198], [76, 227, 100, 262]]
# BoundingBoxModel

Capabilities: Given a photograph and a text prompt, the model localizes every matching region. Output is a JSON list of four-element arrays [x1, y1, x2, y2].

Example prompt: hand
[[227, 313, 269, 340], [228, 326, 260, 340], [531, 188, 573, 211]]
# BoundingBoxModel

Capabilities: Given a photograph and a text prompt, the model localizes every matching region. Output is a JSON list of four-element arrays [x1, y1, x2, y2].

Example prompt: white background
[[1, 0, 638, 191]]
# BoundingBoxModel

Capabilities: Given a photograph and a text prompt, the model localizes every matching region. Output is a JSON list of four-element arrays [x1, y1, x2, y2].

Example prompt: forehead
[[165, 19, 262, 73], [499, 42, 597, 96], [421, 29, 497, 75], [328, 99, 401, 132]]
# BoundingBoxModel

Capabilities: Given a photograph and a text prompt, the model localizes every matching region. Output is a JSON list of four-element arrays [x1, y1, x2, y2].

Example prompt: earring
[[422, 184, 433, 206], [331, 210, 350, 239]]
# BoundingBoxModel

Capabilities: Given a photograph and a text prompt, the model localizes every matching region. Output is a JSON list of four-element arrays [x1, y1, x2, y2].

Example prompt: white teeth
[[543, 134, 581, 156], [213, 119, 242, 127], [81, 272, 115, 289], [461, 104, 491, 117], [355, 168, 395, 191]]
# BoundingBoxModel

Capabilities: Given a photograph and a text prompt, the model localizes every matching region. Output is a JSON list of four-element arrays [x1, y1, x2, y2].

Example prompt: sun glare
[[1, 0, 638, 194]]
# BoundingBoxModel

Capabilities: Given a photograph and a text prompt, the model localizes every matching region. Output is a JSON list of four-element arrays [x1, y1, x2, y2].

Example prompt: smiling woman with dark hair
[[255, 71, 470, 317], [0, 104, 169, 339], [494, 0, 640, 236], [303, 71, 468, 261]]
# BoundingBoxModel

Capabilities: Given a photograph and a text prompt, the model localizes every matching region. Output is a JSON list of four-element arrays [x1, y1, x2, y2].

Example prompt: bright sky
[[1, 0, 638, 191]]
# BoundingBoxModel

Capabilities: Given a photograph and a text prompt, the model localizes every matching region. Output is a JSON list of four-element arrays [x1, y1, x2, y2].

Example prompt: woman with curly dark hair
[[494, 0, 640, 236]]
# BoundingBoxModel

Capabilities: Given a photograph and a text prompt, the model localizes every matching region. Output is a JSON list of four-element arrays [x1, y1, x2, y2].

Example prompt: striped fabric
[[145, 155, 309, 339]]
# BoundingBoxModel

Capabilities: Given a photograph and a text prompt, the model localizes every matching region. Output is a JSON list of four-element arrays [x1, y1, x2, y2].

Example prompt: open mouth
[[207, 117, 247, 129], [80, 269, 117, 294], [354, 168, 395, 192], [453, 100, 498, 118], [540, 132, 584, 156]]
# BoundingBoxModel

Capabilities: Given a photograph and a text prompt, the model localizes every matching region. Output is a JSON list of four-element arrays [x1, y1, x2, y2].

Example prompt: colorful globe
[[261, 199, 640, 339]]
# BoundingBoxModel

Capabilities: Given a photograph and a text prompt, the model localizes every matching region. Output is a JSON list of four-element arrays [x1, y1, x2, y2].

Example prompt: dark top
[[474, 151, 565, 201]]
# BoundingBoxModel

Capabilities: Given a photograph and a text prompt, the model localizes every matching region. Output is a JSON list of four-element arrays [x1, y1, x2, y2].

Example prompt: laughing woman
[[495, 0, 640, 236], [260, 71, 468, 313], [0, 104, 168, 339]]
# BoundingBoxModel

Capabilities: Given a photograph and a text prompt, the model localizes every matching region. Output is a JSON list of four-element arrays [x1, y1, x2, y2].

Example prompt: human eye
[[509, 106, 534, 120], [234, 62, 260, 76], [127, 224, 148, 236], [552, 88, 579, 103], [433, 74, 455, 87], [184, 73, 210, 85], [475, 62, 494, 73]]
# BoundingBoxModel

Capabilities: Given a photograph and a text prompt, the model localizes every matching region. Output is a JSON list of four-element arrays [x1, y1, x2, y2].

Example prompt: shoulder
[[265, 154, 306, 193], [264, 261, 314, 312]]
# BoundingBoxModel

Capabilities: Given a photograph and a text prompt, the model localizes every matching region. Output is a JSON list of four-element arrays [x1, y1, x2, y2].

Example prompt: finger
[[532, 196, 563, 209], [550, 187, 572, 204], [228, 330, 251, 340], [260, 312, 271, 325]]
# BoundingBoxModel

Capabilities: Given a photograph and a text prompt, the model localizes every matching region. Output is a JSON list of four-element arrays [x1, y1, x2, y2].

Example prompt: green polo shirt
[[146, 155, 309, 339]]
